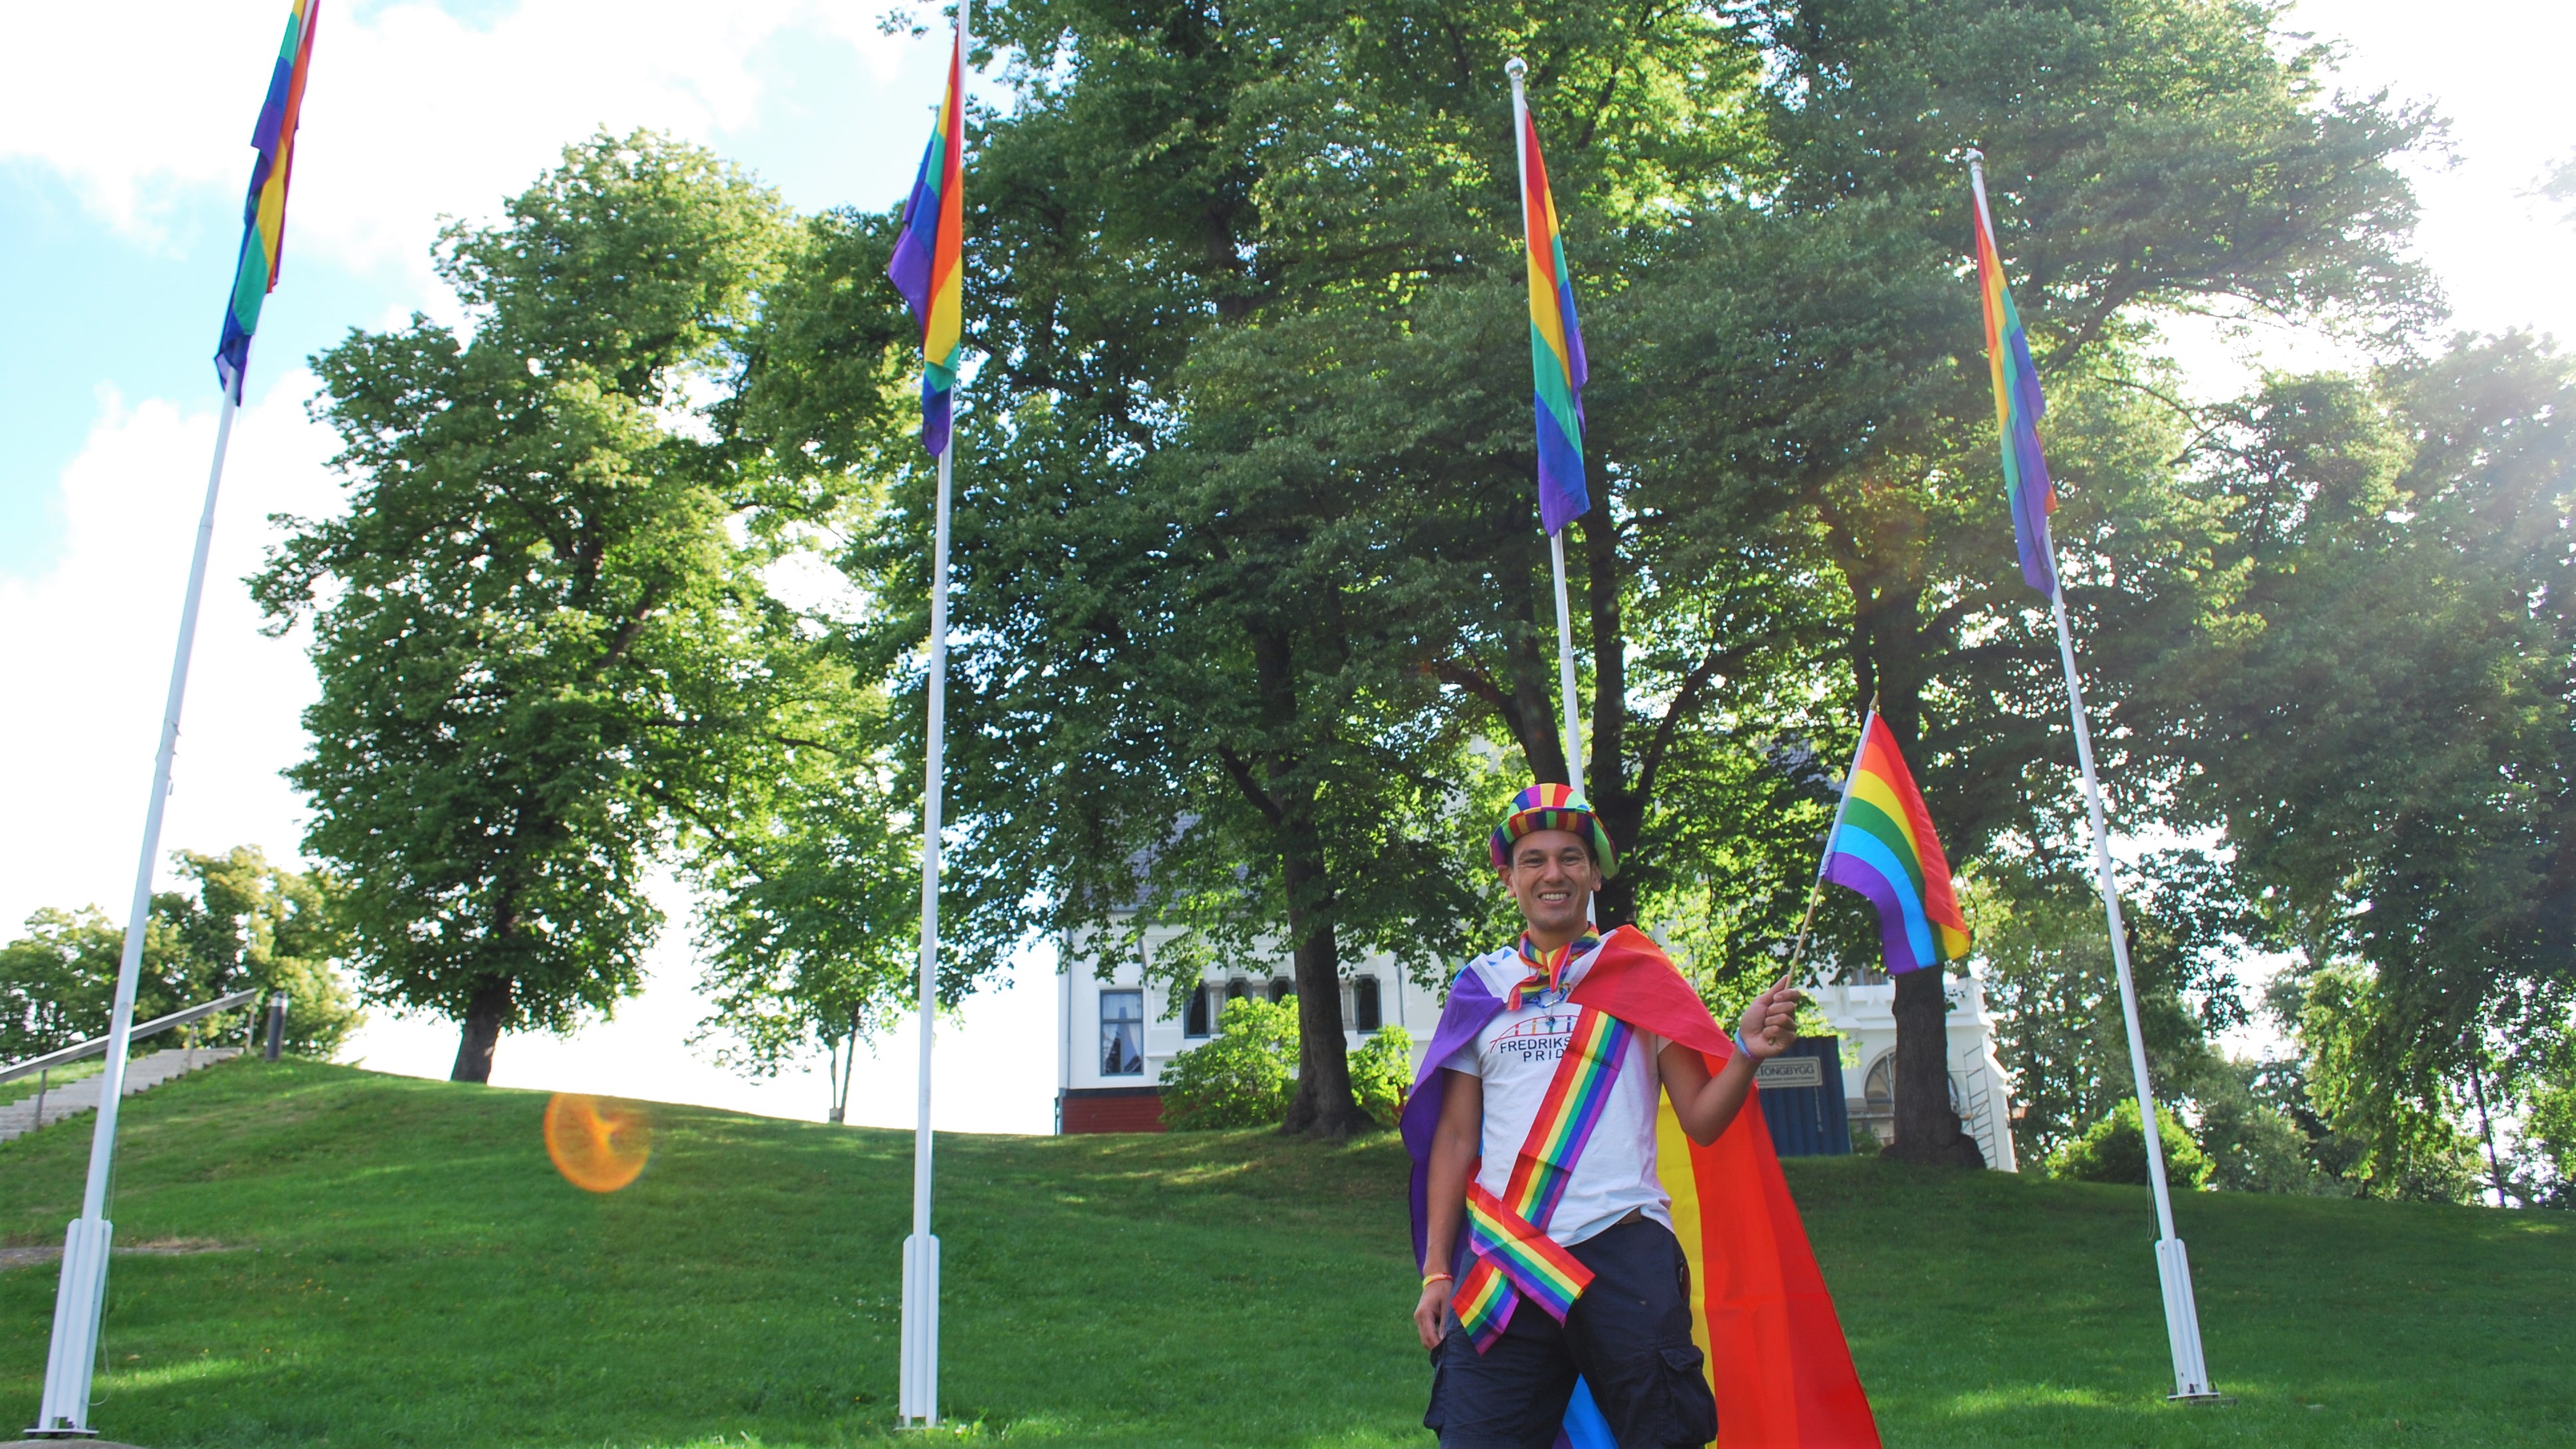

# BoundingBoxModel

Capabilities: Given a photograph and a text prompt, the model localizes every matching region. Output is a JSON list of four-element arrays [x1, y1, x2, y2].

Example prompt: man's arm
[[1413, 1068, 1481, 1351], [1660, 975, 1804, 1145]]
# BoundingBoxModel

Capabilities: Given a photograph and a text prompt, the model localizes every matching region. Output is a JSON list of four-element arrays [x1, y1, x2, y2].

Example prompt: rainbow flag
[[1972, 168, 2057, 594], [886, 25, 966, 458], [1517, 108, 1588, 536], [214, 0, 321, 397], [1821, 713, 1971, 975]]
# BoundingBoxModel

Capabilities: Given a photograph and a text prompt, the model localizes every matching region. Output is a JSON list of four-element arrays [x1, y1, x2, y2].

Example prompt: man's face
[[1500, 828, 1599, 938]]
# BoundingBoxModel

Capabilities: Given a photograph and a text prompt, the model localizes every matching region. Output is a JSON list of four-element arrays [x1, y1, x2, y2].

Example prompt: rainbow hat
[[1488, 783, 1620, 879]]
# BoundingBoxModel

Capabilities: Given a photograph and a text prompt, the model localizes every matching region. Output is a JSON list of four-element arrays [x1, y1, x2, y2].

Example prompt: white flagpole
[[1968, 150, 2217, 1402], [1505, 57, 1585, 800], [32, 366, 245, 1439], [900, 5, 964, 1428]]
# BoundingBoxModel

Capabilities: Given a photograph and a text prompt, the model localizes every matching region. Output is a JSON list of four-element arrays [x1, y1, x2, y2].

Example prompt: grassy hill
[[0, 1059, 2567, 1448]]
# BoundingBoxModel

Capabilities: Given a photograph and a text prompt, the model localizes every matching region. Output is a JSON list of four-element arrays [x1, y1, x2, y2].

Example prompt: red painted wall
[[1060, 1090, 1165, 1134]]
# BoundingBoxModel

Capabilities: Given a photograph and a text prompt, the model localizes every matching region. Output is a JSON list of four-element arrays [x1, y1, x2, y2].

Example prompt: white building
[[1056, 925, 2017, 1171], [1053, 923, 1444, 1133]]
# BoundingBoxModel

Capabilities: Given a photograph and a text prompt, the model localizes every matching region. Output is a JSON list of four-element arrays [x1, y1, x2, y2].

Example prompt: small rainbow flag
[[886, 24, 966, 457], [1821, 713, 1971, 975], [1971, 164, 2058, 595], [1517, 108, 1589, 536], [214, 0, 320, 397]]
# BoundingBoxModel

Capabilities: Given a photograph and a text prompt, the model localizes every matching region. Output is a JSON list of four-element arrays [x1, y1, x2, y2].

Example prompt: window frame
[[1099, 987, 1145, 1077]]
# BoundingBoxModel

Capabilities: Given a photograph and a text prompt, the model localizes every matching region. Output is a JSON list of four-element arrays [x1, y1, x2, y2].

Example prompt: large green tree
[[739, 0, 2439, 1142], [2137, 337, 2575, 1194], [1553, 0, 2437, 1164], [260, 133, 856, 1082]]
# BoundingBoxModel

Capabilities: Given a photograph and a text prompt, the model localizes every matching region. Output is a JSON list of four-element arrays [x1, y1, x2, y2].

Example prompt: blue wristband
[[1734, 1029, 1755, 1060]]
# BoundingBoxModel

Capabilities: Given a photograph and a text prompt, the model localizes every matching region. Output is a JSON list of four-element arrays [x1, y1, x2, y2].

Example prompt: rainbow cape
[[213, 0, 320, 397], [1970, 167, 2057, 595], [1517, 107, 1589, 536], [1821, 713, 1971, 975], [1405, 927, 1882, 1447], [886, 24, 966, 457]]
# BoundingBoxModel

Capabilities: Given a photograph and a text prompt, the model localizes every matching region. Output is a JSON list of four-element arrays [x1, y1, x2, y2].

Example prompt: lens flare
[[543, 1093, 653, 1193]]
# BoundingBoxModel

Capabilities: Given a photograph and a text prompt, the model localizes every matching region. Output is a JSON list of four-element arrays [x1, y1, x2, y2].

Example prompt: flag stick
[[31, 369, 245, 1439], [1505, 58, 1586, 800], [1976, 138, 2217, 1406], [1547, 532, 1584, 798], [1789, 699, 1879, 978], [899, 5, 966, 1426]]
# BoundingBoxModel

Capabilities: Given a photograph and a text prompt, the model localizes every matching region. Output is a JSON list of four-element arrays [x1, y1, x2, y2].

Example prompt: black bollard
[[264, 993, 288, 1062]]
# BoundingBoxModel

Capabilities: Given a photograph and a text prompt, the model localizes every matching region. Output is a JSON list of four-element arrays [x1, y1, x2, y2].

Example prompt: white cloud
[[0, 375, 337, 931], [1, 0, 922, 270], [0, 377, 1055, 1130]]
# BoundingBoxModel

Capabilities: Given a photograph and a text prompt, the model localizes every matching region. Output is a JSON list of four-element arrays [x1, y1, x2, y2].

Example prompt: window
[[1183, 983, 1211, 1039], [1100, 989, 1144, 1076], [1268, 976, 1294, 1004], [1862, 1054, 1893, 1121], [1352, 976, 1381, 1033], [1226, 979, 1250, 1003]]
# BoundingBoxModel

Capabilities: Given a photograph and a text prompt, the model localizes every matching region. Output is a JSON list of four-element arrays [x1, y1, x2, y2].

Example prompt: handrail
[[0, 989, 263, 1088]]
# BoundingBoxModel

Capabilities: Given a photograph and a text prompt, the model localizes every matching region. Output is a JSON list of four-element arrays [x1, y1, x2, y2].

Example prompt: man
[[1403, 784, 1805, 1449]]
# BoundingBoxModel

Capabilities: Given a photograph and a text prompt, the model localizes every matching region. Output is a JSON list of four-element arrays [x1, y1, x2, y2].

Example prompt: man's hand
[[1414, 1279, 1450, 1350], [1736, 974, 1805, 1060]]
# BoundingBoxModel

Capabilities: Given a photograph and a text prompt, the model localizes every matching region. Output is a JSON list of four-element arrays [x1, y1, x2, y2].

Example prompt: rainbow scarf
[[213, 0, 320, 397], [1821, 712, 1972, 974], [886, 23, 966, 457], [1451, 1005, 1632, 1350], [1517, 107, 1590, 536], [1511, 931, 1598, 1009], [1971, 166, 2058, 595]]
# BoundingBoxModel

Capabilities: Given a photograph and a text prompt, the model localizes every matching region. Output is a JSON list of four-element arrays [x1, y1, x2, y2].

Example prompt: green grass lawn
[[0, 1059, 2566, 1448]]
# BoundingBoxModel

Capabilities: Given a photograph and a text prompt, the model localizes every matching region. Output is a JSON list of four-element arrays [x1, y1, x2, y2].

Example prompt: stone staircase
[[0, 1048, 242, 1144]]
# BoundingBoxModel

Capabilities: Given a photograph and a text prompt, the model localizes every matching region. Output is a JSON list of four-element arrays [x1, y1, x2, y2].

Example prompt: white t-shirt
[[1441, 942, 1671, 1247]]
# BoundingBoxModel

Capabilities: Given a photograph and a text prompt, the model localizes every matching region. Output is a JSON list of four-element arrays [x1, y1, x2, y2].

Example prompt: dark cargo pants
[[1425, 1216, 1719, 1449]]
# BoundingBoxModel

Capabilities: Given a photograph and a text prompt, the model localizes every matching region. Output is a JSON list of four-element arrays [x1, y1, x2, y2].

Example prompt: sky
[[2, 1, 2570, 1128]]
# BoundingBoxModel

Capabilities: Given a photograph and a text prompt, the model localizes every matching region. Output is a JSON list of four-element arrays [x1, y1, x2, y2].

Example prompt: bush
[[2048, 1098, 2215, 1190], [1159, 994, 1296, 1130], [1350, 1026, 1413, 1128], [2191, 1064, 2322, 1194]]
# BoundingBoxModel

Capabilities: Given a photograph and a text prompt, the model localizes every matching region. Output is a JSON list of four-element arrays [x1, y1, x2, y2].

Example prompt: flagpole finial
[[1963, 146, 1984, 164], [1505, 56, 1527, 81]]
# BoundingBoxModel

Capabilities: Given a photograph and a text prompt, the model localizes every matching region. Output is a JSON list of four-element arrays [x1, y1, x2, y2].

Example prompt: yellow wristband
[[1421, 1271, 1454, 1286]]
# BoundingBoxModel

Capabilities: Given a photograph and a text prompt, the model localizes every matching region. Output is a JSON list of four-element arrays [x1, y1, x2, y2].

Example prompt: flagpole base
[[2153, 1237, 2218, 1400], [33, 1217, 112, 1439], [899, 1232, 940, 1426]]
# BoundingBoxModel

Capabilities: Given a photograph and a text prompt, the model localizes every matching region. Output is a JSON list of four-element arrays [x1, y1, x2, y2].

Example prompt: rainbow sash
[[1451, 1006, 1632, 1350]]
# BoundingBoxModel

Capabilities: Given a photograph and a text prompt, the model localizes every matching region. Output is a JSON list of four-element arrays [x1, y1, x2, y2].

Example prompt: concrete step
[[0, 1048, 242, 1144]]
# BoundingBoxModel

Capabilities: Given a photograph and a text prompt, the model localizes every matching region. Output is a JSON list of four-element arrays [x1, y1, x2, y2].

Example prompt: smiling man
[[1401, 784, 1803, 1449]]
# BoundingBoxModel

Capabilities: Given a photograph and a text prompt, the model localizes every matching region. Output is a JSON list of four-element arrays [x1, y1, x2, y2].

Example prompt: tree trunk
[[1884, 967, 1984, 1166], [1276, 818, 1370, 1139], [1242, 619, 1372, 1140], [1849, 576, 1980, 1165], [449, 975, 512, 1084], [1578, 496, 1642, 929]]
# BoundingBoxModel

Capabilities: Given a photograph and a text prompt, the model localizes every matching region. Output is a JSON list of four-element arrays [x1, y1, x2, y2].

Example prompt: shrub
[[1349, 1026, 1414, 1128], [2048, 1098, 2215, 1190], [1159, 994, 1296, 1130]]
